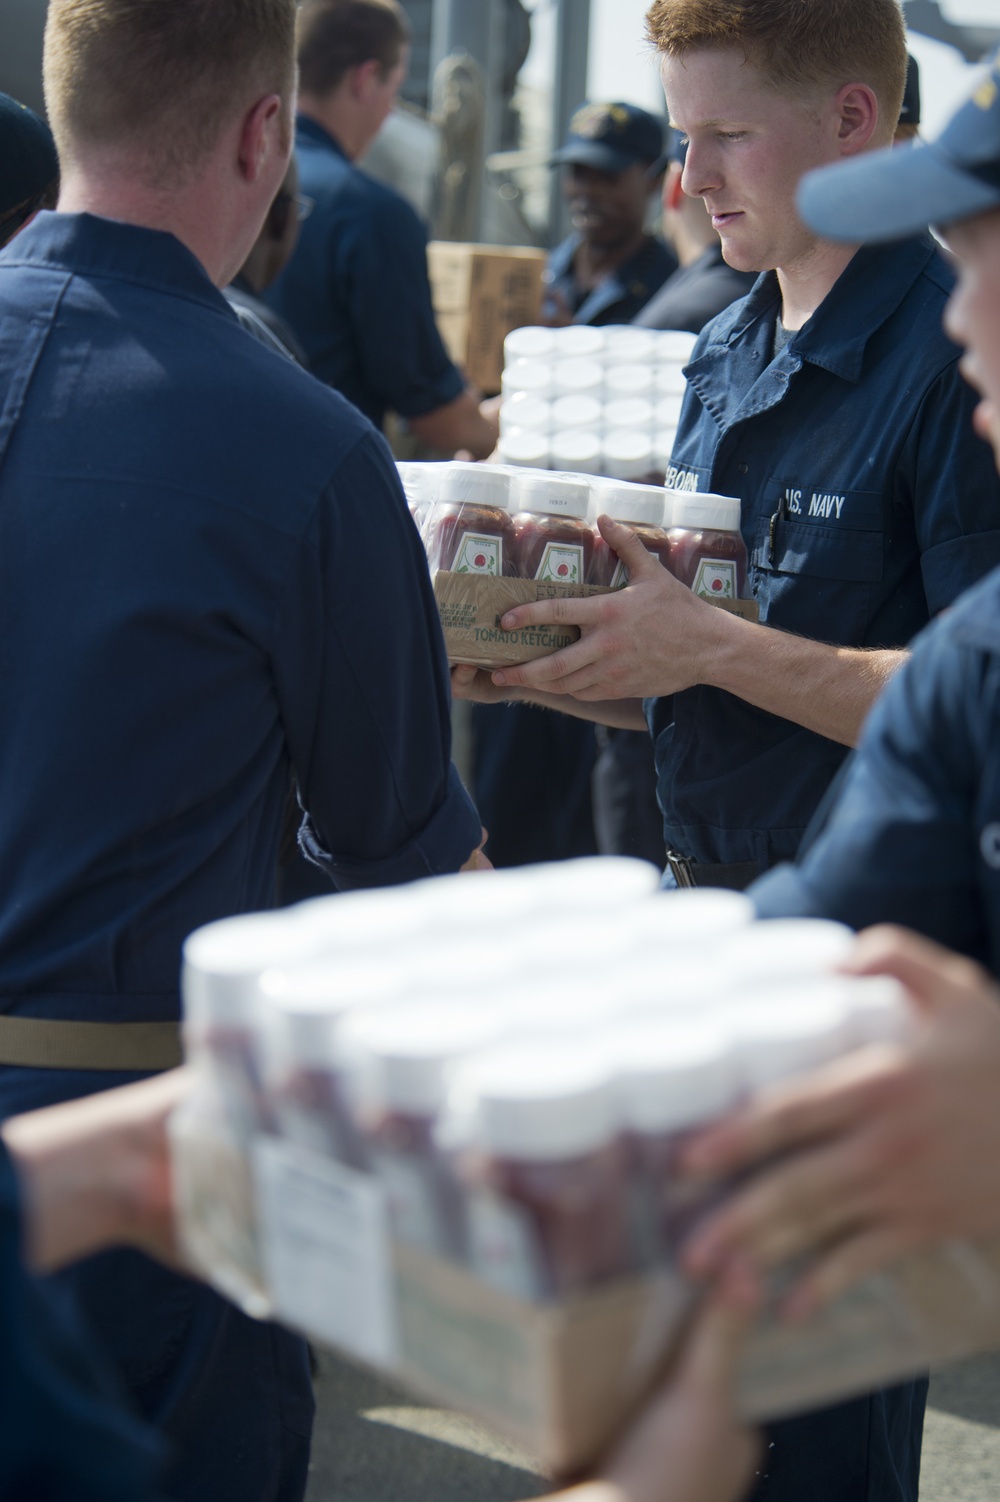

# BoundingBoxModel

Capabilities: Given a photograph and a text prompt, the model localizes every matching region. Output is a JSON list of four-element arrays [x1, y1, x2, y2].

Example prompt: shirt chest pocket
[[750, 485, 885, 644]]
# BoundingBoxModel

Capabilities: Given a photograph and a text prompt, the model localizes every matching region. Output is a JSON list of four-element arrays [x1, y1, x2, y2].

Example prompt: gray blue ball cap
[[550, 101, 665, 175], [797, 53, 1000, 244], [0, 93, 58, 220]]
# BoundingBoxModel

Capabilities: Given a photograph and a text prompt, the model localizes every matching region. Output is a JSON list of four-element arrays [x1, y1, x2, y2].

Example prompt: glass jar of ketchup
[[667, 491, 750, 601], [423, 463, 516, 578], [588, 482, 670, 587], [452, 1041, 630, 1300], [509, 471, 594, 584]]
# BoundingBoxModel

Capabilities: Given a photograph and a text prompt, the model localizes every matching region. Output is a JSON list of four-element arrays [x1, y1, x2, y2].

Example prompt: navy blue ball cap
[[0, 93, 58, 220], [550, 101, 665, 175], [798, 53, 1000, 244]]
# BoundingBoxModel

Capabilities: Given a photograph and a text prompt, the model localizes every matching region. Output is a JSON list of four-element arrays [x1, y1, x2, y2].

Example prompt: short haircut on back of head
[[297, 0, 411, 98], [44, 0, 296, 184], [645, 0, 908, 133]]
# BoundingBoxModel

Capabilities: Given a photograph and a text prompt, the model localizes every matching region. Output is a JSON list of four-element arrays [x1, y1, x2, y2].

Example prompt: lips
[[711, 211, 743, 229]]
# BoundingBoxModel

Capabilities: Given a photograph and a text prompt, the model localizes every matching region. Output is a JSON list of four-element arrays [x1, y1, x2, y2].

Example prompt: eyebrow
[[669, 118, 746, 131]]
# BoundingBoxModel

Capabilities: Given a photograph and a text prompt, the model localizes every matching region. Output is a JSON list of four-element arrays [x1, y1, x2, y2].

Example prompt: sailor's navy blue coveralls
[[649, 235, 1000, 1502], [0, 212, 481, 1502]]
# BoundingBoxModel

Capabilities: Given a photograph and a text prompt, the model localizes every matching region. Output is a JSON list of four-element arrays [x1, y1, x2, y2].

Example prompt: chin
[[718, 239, 765, 275]]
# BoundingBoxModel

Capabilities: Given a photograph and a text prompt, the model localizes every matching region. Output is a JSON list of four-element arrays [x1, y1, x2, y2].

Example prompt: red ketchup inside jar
[[259, 961, 412, 1169], [666, 491, 749, 602], [613, 1020, 737, 1270], [339, 1002, 501, 1257], [509, 472, 594, 584], [422, 462, 516, 578], [588, 481, 670, 587], [451, 1041, 630, 1299]]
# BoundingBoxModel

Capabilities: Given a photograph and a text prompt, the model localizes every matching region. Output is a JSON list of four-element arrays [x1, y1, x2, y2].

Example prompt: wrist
[[693, 599, 756, 692]]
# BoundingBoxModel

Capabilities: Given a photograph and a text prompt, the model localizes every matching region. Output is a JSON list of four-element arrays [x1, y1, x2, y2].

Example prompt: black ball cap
[[0, 93, 58, 220], [550, 102, 666, 176]]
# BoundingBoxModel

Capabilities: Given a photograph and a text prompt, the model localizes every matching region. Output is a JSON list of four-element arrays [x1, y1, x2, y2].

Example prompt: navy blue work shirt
[[753, 566, 1000, 972], [648, 234, 1000, 875], [265, 116, 463, 430], [0, 212, 481, 1027], [543, 231, 677, 326]]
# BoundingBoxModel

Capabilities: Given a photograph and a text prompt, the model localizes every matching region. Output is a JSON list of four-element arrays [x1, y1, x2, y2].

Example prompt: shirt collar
[[717, 235, 941, 384], [295, 113, 349, 161], [0, 210, 232, 318]]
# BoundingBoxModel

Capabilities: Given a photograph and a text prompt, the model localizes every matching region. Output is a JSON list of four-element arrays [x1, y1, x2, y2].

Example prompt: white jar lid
[[260, 961, 406, 1060], [526, 854, 662, 908], [500, 393, 552, 436], [551, 393, 602, 431], [438, 461, 512, 510], [504, 326, 556, 363], [552, 324, 606, 359], [591, 480, 665, 526], [549, 429, 602, 474], [498, 431, 551, 467], [722, 918, 856, 985], [292, 884, 438, 957], [655, 393, 685, 427], [668, 490, 742, 531], [502, 360, 554, 398], [183, 911, 308, 1030], [456, 1042, 617, 1161], [606, 364, 654, 399], [602, 430, 654, 481], [843, 975, 914, 1047], [655, 364, 688, 395], [511, 469, 591, 517], [655, 330, 698, 361], [551, 357, 604, 397], [615, 1021, 737, 1132], [395, 461, 438, 506], [731, 985, 852, 1092], [343, 1003, 502, 1117], [617, 889, 755, 951], [603, 326, 657, 364], [604, 397, 654, 432]]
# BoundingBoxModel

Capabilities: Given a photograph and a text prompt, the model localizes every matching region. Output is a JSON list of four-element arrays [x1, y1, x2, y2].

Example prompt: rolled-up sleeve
[[270, 426, 481, 888]]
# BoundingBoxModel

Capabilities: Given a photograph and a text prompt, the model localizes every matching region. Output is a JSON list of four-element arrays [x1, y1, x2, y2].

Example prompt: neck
[[297, 93, 367, 161], [57, 165, 234, 286], [776, 238, 858, 330]]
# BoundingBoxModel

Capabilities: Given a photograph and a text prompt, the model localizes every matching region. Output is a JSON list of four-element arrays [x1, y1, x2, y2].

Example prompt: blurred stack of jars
[[399, 459, 750, 601], [182, 859, 912, 1304], [492, 324, 697, 483]]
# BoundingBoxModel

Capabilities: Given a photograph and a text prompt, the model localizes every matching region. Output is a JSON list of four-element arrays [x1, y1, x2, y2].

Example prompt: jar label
[[453, 531, 503, 576], [692, 558, 736, 600], [534, 542, 585, 584], [610, 557, 629, 590], [370, 1149, 443, 1253], [467, 1188, 546, 1300]]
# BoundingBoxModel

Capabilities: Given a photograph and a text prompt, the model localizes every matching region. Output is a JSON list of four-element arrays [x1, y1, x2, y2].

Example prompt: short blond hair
[[645, 0, 907, 133], [44, 0, 296, 183]]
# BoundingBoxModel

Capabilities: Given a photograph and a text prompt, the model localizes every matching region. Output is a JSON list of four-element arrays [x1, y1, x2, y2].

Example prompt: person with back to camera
[[225, 157, 309, 364], [265, 0, 498, 458], [453, 1, 1000, 1497], [0, 0, 488, 1497]]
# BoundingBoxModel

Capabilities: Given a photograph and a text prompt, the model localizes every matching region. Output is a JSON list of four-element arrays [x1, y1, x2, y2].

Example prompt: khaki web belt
[[0, 1017, 183, 1072]]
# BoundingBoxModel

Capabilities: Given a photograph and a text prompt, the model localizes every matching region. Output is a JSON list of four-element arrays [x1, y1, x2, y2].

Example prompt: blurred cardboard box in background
[[428, 242, 546, 395]]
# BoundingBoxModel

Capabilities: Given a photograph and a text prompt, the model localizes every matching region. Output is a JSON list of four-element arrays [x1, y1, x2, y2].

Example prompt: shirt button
[[738, 462, 749, 475]]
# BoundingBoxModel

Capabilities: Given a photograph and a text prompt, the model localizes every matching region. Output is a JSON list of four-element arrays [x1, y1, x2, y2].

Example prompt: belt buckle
[[665, 849, 697, 889]]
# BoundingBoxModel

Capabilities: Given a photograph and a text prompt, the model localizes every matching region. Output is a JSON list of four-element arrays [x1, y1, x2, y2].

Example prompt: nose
[[681, 138, 721, 200]]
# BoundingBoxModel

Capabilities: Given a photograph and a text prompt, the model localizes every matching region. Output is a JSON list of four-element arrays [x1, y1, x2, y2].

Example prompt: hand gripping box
[[172, 1113, 1000, 1477]]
